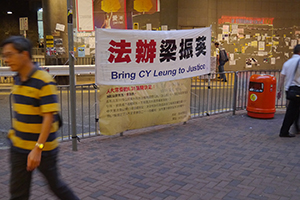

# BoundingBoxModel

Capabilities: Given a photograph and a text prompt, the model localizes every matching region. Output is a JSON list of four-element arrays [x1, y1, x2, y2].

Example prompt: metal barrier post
[[232, 72, 238, 115], [67, 0, 77, 151], [94, 84, 99, 135], [206, 73, 211, 116]]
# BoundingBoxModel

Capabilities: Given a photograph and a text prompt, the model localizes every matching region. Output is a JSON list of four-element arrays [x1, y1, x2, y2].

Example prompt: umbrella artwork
[[101, 0, 121, 12], [134, 0, 153, 13]]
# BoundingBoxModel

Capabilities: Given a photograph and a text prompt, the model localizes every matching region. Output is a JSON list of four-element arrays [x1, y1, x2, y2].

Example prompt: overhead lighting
[[38, 8, 43, 12], [7, 11, 13, 15]]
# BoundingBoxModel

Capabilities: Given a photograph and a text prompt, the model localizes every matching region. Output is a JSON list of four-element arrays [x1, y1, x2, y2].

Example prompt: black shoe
[[222, 80, 227, 82], [279, 133, 296, 138]]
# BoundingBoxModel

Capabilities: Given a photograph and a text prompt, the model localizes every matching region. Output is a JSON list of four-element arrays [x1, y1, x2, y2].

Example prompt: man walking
[[278, 44, 300, 137], [1, 36, 80, 199]]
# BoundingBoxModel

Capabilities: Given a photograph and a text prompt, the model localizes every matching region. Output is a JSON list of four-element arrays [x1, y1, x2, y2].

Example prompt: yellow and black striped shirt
[[8, 67, 60, 154]]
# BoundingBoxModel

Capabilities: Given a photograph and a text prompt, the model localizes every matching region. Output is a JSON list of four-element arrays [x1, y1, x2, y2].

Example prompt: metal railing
[[0, 56, 95, 67], [190, 72, 236, 117], [8, 83, 99, 141], [190, 70, 284, 117], [5, 70, 285, 141], [234, 70, 285, 111], [57, 84, 99, 140], [32, 56, 95, 66], [0, 76, 13, 84]]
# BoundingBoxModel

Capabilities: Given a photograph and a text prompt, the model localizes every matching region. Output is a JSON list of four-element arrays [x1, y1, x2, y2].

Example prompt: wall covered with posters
[[211, 0, 300, 71], [166, 0, 300, 71], [216, 16, 300, 71]]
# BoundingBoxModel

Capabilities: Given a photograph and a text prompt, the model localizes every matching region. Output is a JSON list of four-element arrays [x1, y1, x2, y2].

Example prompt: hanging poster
[[78, 47, 85, 57], [99, 79, 191, 135], [258, 41, 265, 51], [95, 27, 211, 85], [94, 0, 126, 29], [222, 25, 229, 34], [76, 0, 94, 31]]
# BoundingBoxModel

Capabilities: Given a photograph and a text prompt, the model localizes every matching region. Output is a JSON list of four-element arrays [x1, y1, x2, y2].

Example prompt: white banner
[[76, 0, 94, 31], [95, 27, 211, 85]]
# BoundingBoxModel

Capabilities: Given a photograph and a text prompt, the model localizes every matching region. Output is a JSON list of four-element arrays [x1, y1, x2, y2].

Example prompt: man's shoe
[[279, 133, 296, 138], [222, 80, 227, 82]]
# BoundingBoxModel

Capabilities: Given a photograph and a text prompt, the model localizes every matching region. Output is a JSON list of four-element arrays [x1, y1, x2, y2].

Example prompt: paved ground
[[1, 110, 300, 200]]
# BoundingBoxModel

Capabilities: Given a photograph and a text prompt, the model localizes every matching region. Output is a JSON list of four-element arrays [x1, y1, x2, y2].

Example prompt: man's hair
[[294, 44, 300, 54], [215, 42, 219, 46], [0, 36, 32, 59]]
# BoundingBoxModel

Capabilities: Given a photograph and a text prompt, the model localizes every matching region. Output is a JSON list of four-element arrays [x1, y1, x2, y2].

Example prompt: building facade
[[1, 0, 300, 70]]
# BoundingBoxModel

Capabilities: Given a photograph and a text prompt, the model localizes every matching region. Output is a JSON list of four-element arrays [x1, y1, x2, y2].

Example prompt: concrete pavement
[[1, 110, 300, 200]]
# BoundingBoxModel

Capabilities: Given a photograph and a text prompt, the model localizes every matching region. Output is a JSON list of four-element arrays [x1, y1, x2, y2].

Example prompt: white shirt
[[281, 54, 300, 91]]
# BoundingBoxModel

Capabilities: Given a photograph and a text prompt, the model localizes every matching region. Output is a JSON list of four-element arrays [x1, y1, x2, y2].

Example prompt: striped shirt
[[8, 66, 60, 154]]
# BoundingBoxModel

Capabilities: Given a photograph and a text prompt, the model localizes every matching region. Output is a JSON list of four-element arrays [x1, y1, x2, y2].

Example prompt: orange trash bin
[[246, 74, 276, 119]]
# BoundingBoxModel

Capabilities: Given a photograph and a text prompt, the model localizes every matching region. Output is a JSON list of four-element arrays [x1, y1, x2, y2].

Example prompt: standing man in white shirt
[[278, 44, 300, 137]]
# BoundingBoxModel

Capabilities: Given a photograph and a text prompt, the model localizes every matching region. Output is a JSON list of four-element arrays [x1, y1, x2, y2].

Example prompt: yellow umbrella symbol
[[134, 0, 153, 13], [101, 0, 121, 13]]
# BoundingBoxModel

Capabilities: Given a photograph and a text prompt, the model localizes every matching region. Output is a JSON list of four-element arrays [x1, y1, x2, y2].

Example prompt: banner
[[95, 27, 211, 85], [76, 0, 94, 31], [99, 79, 191, 135]]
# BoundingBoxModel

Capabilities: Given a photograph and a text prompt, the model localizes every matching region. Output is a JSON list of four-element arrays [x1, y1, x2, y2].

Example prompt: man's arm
[[277, 73, 285, 99], [27, 112, 53, 171]]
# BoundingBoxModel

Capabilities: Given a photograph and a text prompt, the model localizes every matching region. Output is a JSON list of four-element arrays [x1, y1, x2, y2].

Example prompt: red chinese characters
[[106, 85, 154, 94], [108, 40, 132, 63]]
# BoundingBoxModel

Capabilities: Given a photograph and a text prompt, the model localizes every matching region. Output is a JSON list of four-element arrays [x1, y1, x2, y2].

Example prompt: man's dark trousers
[[280, 97, 300, 135], [9, 149, 80, 200], [218, 62, 227, 81]]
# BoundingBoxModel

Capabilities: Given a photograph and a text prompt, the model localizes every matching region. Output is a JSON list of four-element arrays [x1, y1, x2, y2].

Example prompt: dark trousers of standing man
[[285, 91, 300, 133], [280, 97, 300, 136], [10, 149, 80, 200], [218, 62, 227, 81]]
